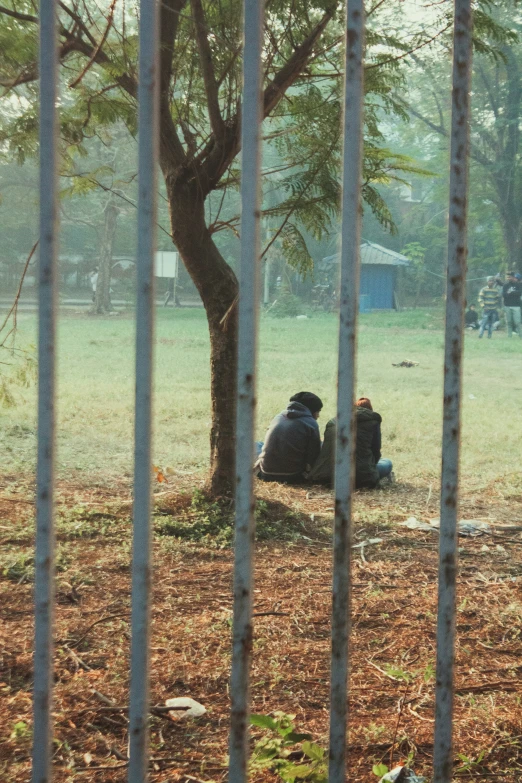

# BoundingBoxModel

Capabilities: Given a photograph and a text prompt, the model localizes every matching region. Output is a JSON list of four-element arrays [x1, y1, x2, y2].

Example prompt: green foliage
[[268, 291, 308, 318], [2, 547, 69, 582], [455, 749, 486, 773], [383, 664, 413, 683], [154, 491, 312, 545], [250, 713, 326, 783], [372, 764, 389, 778], [10, 721, 31, 741], [3, 553, 34, 583], [0, 347, 37, 408], [0, 0, 467, 282]]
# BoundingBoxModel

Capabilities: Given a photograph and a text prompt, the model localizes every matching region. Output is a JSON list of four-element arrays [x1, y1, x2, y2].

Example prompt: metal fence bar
[[128, 0, 159, 778], [328, 1, 365, 782], [32, 0, 58, 779], [228, 0, 265, 781], [433, 0, 473, 780]]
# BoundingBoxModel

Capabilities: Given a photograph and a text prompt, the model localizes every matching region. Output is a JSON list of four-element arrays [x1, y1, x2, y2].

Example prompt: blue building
[[322, 241, 409, 310]]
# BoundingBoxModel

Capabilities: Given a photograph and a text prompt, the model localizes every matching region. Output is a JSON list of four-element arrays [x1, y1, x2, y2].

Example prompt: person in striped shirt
[[478, 277, 502, 338]]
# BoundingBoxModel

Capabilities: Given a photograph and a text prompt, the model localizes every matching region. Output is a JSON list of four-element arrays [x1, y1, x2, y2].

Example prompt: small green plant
[[383, 664, 412, 683], [250, 712, 327, 783], [10, 721, 31, 741], [155, 490, 234, 546], [3, 553, 35, 583], [363, 723, 387, 743], [372, 764, 389, 778], [422, 663, 435, 683], [455, 750, 486, 773]]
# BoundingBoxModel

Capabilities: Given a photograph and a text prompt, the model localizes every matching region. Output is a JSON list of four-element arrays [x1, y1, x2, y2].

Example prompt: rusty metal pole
[[433, 1, 473, 781], [32, 0, 58, 778], [328, 1, 365, 782], [128, 0, 159, 778], [228, 1, 264, 782]]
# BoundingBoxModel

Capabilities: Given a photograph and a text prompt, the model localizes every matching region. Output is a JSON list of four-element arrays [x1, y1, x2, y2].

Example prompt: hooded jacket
[[258, 401, 321, 481], [307, 407, 382, 488]]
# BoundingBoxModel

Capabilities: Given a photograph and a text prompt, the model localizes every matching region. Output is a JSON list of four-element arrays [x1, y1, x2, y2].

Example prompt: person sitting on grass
[[465, 304, 479, 330], [306, 397, 393, 489], [256, 392, 323, 484]]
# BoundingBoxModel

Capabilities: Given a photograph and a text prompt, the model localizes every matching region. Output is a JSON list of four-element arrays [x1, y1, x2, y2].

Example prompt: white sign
[[155, 251, 179, 278]]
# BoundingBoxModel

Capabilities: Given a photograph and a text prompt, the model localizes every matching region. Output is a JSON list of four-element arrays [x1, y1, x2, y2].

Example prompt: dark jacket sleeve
[[305, 423, 322, 471], [371, 423, 381, 463], [306, 419, 335, 483]]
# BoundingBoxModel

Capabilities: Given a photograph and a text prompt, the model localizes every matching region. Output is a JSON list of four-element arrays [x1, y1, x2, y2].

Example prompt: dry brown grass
[[1, 473, 522, 782]]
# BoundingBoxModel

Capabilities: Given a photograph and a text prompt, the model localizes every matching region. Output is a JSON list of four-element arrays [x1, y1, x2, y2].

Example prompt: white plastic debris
[[429, 518, 491, 537], [352, 538, 383, 548], [468, 393, 477, 399], [379, 766, 427, 783], [401, 517, 491, 537], [165, 697, 206, 719], [400, 517, 434, 532]]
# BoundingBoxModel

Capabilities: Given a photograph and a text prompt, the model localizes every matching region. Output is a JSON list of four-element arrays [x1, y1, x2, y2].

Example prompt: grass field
[[2, 307, 522, 782], [2, 306, 522, 486]]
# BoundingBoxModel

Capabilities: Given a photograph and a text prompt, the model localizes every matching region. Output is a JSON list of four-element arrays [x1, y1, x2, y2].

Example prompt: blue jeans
[[479, 310, 498, 338], [255, 441, 263, 459], [376, 458, 393, 479]]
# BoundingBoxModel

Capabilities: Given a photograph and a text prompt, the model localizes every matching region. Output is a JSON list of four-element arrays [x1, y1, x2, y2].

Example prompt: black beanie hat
[[289, 391, 323, 414]]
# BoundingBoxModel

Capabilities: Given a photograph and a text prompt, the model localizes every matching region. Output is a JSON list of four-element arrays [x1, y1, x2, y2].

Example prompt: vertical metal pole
[[433, 1, 472, 781], [128, 0, 159, 778], [228, 0, 264, 781], [32, 0, 58, 779], [328, 1, 364, 782]]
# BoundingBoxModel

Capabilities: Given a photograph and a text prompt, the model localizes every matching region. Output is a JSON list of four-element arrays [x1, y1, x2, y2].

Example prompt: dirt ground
[[1, 473, 522, 782]]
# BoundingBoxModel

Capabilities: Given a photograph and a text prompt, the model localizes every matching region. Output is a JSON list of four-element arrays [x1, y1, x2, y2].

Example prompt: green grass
[[2, 306, 521, 486]]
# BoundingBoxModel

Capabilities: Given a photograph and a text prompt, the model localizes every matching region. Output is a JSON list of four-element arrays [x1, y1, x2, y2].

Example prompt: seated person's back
[[257, 392, 323, 483], [307, 397, 391, 488]]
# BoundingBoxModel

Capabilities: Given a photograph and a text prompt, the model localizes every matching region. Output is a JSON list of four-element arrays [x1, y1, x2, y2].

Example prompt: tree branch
[[0, 240, 39, 349], [404, 100, 493, 169], [0, 40, 79, 90], [196, 7, 337, 193], [158, 0, 188, 172], [0, 4, 37, 22], [190, 0, 225, 138], [69, 0, 117, 88], [263, 8, 335, 118]]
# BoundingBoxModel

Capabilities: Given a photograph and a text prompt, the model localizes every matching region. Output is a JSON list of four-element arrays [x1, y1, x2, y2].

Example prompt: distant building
[[321, 241, 409, 310]]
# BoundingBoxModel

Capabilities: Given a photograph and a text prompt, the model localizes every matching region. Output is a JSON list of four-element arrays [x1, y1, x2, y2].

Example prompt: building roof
[[322, 241, 410, 267]]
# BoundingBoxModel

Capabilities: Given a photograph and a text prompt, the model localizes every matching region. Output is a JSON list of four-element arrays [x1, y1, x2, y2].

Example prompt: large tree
[[0, 0, 505, 494]]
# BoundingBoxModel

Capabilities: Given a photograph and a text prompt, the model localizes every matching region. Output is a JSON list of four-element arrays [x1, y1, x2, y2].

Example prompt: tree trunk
[[494, 47, 521, 271], [95, 199, 119, 314], [166, 176, 238, 496]]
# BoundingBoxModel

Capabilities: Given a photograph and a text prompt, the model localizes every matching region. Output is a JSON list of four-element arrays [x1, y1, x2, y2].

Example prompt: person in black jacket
[[465, 304, 479, 330], [256, 392, 323, 483], [307, 397, 392, 488], [502, 271, 522, 338]]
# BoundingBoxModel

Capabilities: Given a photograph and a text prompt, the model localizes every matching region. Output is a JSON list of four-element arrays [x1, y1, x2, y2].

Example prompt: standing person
[[89, 267, 99, 303], [502, 271, 522, 338], [478, 276, 502, 339], [256, 392, 323, 483], [164, 278, 174, 307], [307, 397, 393, 488]]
